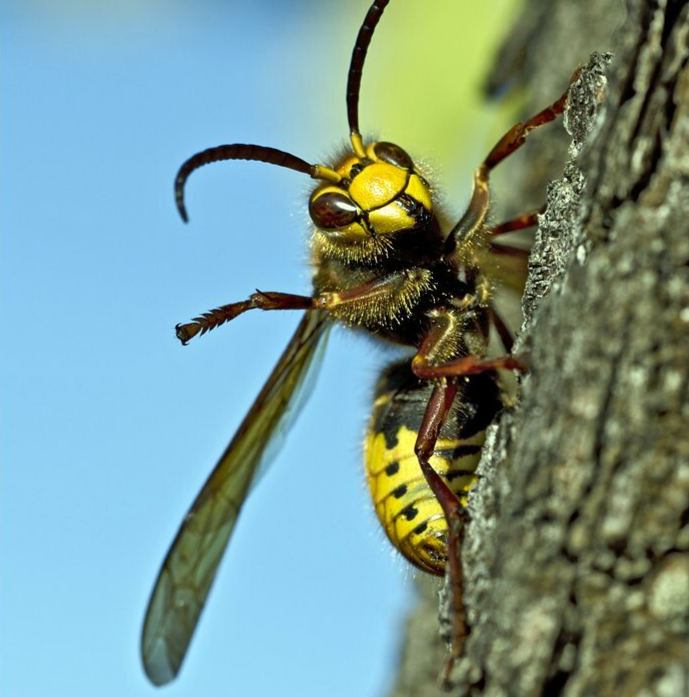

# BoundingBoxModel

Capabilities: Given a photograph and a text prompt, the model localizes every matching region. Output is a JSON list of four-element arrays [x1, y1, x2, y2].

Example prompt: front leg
[[176, 269, 430, 344], [447, 69, 579, 258], [175, 291, 319, 344], [410, 308, 524, 381]]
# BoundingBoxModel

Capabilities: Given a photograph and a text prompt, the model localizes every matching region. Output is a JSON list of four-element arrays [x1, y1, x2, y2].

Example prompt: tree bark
[[390, 1, 689, 695]]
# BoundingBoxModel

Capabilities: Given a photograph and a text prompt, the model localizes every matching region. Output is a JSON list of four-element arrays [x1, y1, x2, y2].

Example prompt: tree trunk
[[390, 1, 689, 695]]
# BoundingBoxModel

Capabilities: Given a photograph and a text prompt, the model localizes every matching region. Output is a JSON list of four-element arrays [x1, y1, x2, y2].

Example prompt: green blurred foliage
[[13, 0, 522, 179], [11, 0, 523, 204]]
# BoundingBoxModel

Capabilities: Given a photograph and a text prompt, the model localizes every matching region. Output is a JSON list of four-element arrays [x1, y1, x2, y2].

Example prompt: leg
[[176, 291, 317, 344], [414, 380, 470, 685], [489, 207, 544, 237], [411, 308, 522, 381], [482, 70, 578, 172], [413, 353, 525, 381], [448, 70, 579, 253], [488, 306, 515, 354], [176, 270, 419, 344]]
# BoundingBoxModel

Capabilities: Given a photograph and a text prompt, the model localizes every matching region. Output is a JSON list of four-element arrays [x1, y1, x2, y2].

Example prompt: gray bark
[[390, 1, 689, 696]]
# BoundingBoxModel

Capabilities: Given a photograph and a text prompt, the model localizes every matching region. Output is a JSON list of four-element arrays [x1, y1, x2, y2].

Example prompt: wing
[[141, 310, 330, 685], [475, 241, 530, 296]]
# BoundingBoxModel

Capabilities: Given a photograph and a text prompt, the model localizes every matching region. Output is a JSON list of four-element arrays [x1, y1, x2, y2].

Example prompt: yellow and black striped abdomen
[[364, 362, 501, 575]]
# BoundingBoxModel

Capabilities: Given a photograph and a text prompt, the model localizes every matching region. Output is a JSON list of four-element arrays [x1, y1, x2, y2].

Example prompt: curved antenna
[[175, 144, 341, 222], [346, 0, 391, 158]]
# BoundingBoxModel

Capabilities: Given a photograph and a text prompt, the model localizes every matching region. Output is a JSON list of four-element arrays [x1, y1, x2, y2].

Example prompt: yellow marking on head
[[335, 222, 368, 239], [368, 202, 416, 235], [311, 184, 340, 201], [348, 163, 407, 210], [335, 157, 363, 179], [405, 174, 432, 211]]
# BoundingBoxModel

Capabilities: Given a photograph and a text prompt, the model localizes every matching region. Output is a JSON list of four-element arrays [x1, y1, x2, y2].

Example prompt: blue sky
[[2, 1, 518, 695]]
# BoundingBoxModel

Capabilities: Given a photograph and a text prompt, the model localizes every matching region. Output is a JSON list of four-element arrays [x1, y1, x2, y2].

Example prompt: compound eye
[[309, 191, 359, 230], [373, 142, 414, 170]]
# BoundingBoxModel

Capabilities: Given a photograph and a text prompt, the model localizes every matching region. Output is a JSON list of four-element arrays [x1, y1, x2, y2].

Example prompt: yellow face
[[308, 141, 432, 243]]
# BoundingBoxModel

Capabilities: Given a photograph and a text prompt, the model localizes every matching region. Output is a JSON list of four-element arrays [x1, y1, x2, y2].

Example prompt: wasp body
[[142, 0, 575, 685], [365, 363, 501, 575]]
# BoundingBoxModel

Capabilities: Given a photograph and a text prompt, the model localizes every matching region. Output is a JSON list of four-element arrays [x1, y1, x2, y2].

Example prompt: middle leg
[[410, 307, 525, 381]]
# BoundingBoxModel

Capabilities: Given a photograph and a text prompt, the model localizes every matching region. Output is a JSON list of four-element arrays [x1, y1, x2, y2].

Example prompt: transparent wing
[[141, 310, 330, 685], [475, 241, 530, 296]]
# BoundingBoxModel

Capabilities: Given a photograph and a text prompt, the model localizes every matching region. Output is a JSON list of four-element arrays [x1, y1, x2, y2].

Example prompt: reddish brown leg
[[176, 270, 418, 344], [439, 506, 470, 688], [176, 291, 317, 344], [488, 307, 515, 354], [489, 207, 545, 237], [412, 353, 525, 684], [449, 70, 579, 252], [413, 353, 525, 381], [482, 70, 578, 172], [414, 380, 469, 684]]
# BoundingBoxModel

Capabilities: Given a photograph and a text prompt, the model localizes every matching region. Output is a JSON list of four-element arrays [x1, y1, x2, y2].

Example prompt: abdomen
[[364, 362, 501, 575]]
